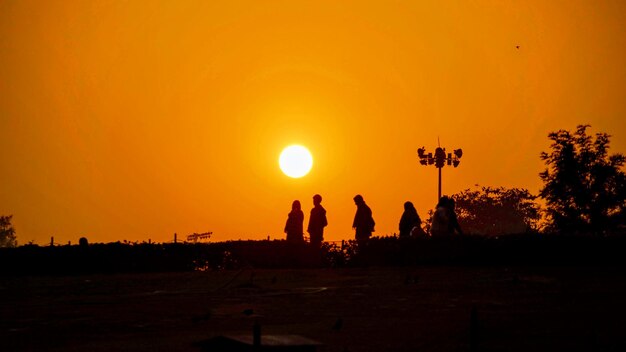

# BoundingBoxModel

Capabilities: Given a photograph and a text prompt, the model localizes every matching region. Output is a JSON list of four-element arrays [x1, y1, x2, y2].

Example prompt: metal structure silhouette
[[187, 231, 212, 243], [417, 142, 463, 200]]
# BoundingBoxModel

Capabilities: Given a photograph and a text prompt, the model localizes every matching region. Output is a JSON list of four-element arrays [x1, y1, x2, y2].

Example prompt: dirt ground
[[2, 266, 626, 351]]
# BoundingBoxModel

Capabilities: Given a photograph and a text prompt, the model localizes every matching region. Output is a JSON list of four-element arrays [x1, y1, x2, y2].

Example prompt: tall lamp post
[[417, 145, 463, 201]]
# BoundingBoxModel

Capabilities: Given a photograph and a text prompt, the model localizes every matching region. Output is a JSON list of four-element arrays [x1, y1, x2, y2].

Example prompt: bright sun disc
[[279, 145, 313, 178]]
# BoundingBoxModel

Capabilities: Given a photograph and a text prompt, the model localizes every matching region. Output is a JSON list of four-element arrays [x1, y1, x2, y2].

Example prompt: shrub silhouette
[[453, 186, 541, 236]]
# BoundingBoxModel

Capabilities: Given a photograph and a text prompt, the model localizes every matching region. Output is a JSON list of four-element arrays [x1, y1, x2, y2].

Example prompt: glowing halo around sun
[[279, 145, 313, 178]]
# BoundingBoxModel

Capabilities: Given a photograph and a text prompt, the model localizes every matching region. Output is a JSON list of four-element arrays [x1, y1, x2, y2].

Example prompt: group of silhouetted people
[[285, 194, 462, 244], [398, 196, 463, 238], [285, 194, 328, 247], [429, 195, 463, 237]]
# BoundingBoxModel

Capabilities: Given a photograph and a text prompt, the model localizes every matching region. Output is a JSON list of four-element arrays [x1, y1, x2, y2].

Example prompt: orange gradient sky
[[1, 0, 625, 244]]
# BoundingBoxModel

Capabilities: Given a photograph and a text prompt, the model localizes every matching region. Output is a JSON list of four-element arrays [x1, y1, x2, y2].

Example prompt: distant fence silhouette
[[1, 235, 626, 276]]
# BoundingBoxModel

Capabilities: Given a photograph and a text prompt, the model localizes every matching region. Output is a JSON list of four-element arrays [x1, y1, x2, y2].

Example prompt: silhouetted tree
[[539, 125, 626, 234], [452, 186, 540, 236], [0, 215, 17, 247]]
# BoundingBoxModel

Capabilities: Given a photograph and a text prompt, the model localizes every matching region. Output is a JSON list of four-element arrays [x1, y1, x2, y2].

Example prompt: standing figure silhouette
[[307, 194, 327, 248], [399, 201, 423, 237], [352, 195, 375, 243], [284, 200, 304, 242], [430, 196, 463, 236]]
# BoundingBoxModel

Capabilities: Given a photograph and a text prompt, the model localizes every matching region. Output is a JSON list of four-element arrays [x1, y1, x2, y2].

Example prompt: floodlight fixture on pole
[[417, 145, 463, 201]]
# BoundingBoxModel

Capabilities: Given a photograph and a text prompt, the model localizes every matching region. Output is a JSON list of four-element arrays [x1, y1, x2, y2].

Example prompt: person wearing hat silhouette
[[307, 194, 327, 248], [352, 195, 375, 243]]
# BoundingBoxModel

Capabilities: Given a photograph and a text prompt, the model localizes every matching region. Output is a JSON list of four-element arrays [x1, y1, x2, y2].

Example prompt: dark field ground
[[2, 266, 626, 352]]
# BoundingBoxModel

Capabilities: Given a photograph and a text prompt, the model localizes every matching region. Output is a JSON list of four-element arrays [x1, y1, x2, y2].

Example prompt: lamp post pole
[[417, 145, 463, 202], [438, 167, 442, 200]]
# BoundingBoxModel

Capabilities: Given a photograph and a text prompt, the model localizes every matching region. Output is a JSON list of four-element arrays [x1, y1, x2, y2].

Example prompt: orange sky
[[1, 0, 625, 244]]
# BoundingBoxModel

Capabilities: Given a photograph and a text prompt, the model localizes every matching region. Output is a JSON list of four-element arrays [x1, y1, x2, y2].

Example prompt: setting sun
[[279, 145, 313, 178]]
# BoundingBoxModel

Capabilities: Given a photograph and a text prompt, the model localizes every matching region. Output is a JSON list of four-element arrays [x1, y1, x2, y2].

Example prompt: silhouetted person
[[284, 200, 304, 242], [399, 201, 424, 237], [430, 196, 449, 236], [430, 196, 463, 236], [353, 195, 375, 242], [307, 194, 327, 248]]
